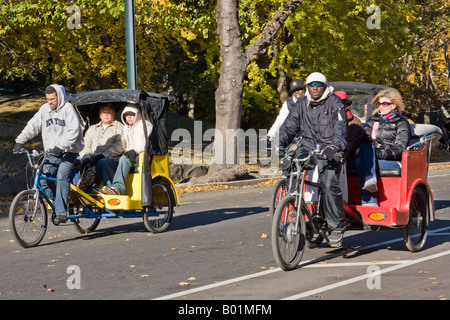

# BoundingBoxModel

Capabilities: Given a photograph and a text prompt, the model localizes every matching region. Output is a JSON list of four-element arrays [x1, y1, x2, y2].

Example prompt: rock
[[189, 165, 252, 184]]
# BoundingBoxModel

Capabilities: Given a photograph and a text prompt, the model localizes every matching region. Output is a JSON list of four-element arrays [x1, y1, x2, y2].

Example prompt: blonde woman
[[355, 88, 411, 206]]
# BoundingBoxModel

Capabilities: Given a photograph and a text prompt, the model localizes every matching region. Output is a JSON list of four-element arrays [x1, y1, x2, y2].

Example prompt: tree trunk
[[212, 0, 246, 171], [210, 0, 304, 175]]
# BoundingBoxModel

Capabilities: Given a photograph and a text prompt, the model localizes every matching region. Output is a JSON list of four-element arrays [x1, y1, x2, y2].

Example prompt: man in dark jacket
[[279, 72, 348, 246]]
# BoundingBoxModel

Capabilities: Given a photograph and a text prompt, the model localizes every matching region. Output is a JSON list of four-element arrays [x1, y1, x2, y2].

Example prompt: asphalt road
[[0, 169, 449, 303]]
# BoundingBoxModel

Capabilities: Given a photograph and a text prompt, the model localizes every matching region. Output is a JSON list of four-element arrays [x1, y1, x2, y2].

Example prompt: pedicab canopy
[[329, 81, 388, 121], [69, 89, 169, 156], [69, 89, 170, 208]]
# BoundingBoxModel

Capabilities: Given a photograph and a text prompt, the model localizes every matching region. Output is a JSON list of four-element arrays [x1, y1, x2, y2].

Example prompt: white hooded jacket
[[121, 104, 153, 153], [16, 84, 84, 153]]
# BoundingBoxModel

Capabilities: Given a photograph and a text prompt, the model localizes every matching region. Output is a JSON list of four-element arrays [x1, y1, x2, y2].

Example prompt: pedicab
[[271, 82, 442, 270], [9, 89, 179, 248]]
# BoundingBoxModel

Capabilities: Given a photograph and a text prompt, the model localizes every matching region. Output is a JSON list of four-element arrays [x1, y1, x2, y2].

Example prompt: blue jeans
[[40, 152, 78, 216], [102, 155, 138, 194], [71, 157, 106, 188], [355, 143, 401, 204]]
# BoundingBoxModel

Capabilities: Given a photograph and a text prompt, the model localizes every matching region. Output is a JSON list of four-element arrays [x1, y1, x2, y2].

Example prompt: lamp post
[[125, 0, 137, 90]]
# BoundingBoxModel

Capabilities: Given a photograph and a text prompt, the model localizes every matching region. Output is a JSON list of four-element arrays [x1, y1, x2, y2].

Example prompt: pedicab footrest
[[354, 205, 408, 227]]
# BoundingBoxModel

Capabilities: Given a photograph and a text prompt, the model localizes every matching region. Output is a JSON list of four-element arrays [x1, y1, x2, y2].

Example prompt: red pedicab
[[271, 125, 440, 271]]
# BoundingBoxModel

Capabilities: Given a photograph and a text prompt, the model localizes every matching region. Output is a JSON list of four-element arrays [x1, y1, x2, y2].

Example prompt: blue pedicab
[[9, 90, 179, 248]]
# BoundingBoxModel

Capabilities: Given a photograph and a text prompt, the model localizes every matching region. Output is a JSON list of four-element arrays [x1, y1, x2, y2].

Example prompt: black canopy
[[69, 89, 169, 156], [329, 81, 388, 120]]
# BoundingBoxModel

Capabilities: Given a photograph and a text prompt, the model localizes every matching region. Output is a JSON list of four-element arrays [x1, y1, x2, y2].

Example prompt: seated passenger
[[76, 103, 125, 191], [334, 91, 362, 169], [355, 88, 411, 206], [98, 104, 153, 195]]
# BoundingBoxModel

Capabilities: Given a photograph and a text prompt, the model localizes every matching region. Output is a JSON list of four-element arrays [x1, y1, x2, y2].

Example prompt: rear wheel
[[142, 182, 173, 233], [9, 189, 48, 248], [271, 195, 307, 271], [402, 187, 429, 252]]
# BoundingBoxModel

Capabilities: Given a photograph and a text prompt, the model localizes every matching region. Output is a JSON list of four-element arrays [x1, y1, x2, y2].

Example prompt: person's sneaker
[[101, 186, 120, 195], [55, 215, 67, 223], [77, 166, 96, 191], [91, 187, 103, 194], [364, 178, 378, 193], [328, 230, 344, 247]]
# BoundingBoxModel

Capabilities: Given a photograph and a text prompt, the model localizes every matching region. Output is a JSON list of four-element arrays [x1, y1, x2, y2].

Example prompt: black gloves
[[13, 143, 24, 153], [49, 146, 63, 157], [124, 149, 137, 162], [322, 145, 340, 161], [375, 147, 395, 160]]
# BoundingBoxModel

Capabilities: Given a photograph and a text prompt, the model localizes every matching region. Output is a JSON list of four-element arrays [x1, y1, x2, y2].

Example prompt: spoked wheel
[[142, 182, 173, 233], [71, 209, 101, 234], [270, 178, 288, 216], [271, 195, 307, 271], [68, 193, 101, 234], [403, 187, 430, 252], [304, 203, 324, 248], [9, 189, 48, 248]]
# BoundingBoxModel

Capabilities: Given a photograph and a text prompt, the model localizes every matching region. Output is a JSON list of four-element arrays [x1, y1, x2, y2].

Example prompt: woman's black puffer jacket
[[362, 113, 411, 161]]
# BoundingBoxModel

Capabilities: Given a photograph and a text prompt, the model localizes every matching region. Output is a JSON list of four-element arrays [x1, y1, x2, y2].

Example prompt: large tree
[[212, 0, 303, 169]]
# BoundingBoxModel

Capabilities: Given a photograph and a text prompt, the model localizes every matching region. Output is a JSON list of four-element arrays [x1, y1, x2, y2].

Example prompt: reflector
[[368, 212, 387, 221], [107, 198, 121, 206]]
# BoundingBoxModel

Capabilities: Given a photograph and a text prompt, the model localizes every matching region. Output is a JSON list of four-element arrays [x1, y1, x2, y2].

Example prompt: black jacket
[[361, 113, 411, 160], [279, 93, 348, 153]]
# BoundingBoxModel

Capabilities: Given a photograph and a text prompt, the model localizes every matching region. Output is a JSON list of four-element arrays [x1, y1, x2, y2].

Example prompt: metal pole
[[125, 0, 137, 90]]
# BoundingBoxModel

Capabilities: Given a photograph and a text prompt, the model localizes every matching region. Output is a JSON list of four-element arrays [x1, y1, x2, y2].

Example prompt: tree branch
[[244, 0, 304, 63]]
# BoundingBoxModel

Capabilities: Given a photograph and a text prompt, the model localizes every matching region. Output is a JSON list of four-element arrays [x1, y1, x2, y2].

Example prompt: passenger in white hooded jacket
[[13, 84, 84, 223], [99, 104, 153, 195]]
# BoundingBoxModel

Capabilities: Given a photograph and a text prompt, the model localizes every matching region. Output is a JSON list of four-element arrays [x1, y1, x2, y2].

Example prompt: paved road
[[0, 169, 449, 302]]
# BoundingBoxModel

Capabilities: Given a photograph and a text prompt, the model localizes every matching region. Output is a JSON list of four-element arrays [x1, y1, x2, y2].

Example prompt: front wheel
[[271, 195, 307, 271], [9, 189, 48, 248], [402, 187, 430, 252], [270, 178, 288, 216], [142, 182, 173, 233]]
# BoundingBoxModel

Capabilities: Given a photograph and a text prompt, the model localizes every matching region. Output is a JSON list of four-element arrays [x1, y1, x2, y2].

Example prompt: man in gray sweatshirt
[[14, 84, 84, 223]]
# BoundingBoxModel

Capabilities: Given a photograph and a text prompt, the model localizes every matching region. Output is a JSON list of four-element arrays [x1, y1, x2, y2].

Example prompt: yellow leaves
[[178, 277, 196, 286], [180, 28, 198, 41]]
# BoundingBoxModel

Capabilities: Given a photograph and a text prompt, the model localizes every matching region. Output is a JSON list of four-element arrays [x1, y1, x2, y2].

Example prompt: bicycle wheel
[[72, 208, 101, 234], [142, 182, 173, 233], [402, 186, 429, 252], [9, 189, 48, 248], [270, 178, 288, 216], [271, 195, 307, 271]]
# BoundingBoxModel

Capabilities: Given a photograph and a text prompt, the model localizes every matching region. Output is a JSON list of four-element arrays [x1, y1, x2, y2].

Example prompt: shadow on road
[[294, 219, 450, 270]]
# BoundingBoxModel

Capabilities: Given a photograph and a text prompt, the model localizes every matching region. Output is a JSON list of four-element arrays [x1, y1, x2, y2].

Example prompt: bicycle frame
[[284, 154, 326, 237]]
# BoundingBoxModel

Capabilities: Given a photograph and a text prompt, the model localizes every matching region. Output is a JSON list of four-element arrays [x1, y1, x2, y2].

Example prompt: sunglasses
[[377, 102, 393, 107], [307, 82, 324, 88]]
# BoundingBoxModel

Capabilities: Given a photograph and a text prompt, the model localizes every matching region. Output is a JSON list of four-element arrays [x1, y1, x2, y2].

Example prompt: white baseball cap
[[306, 72, 327, 85]]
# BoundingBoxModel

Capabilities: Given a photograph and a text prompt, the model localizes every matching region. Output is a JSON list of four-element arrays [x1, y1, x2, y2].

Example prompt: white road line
[[153, 267, 282, 300], [303, 261, 412, 268], [283, 249, 450, 300], [153, 225, 450, 300]]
